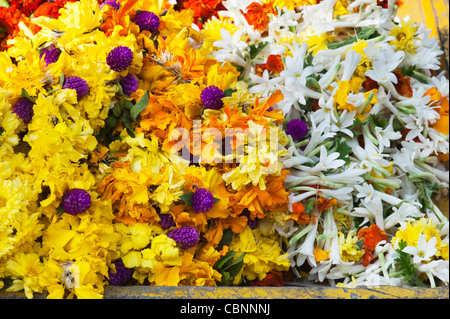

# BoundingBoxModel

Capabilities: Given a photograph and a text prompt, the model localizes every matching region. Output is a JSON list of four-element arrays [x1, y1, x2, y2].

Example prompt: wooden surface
[[0, 285, 448, 299]]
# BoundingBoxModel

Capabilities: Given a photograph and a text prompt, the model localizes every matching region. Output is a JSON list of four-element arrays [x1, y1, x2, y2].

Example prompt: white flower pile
[[213, 0, 449, 287]]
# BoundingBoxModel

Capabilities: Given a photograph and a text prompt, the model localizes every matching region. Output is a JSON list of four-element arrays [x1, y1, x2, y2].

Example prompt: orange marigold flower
[[289, 202, 310, 224], [358, 224, 387, 266], [314, 246, 330, 262], [179, 0, 224, 24], [255, 54, 285, 76], [425, 87, 449, 135], [316, 197, 337, 213], [362, 249, 374, 267], [251, 271, 284, 286], [266, 54, 284, 73], [96, 162, 160, 225], [393, 69, 413, 98], [241, 1, 277, 32], [33, 0, 78, 18], [228, 170, 290, 220], [358, 224, 388, 251]]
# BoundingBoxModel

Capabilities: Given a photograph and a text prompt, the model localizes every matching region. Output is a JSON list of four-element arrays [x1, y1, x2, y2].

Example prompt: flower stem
[[285, 175, 318, 189], [363, 173, 400, 190], [378, 252, 390, 279], [307, 141, 334, 158], [289, 223, 315, 246], [289, 186, 318, 193], [395, 104, 416, 114], [320, 63, 341, 89], [432, 204, 449, 225], [319, 172, 347, 189], [408, 171, 436, 182], [358, 91, 375, 114], [295, 139, 310, 148], [287, 135, 302, 157], [362, 124, 379, 145]]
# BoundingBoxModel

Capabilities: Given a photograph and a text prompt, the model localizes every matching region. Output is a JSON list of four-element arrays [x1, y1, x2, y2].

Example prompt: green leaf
[[401, 65, 417, 77], [224, 88, 236, 97], [336, 139, 352, 165], [215, 251, 236, 270], [122, 110, 135, 138], [417, 182, 442, 210], [395, 240, 428, 287], [123, 99, 134, 110], [56, 203, 65, 215], [59, 74, 65, 87], [223, 253, 246, 277], [357, 26, 378, 39], [217, 228, 233, 252], [104, 116, 118, 128], [21, 88, 36, 103], [327, 37, 357, 50], [327, 27, 379, 49], [249, 41, 269, 60], [130, 90, 150, 122], [117, 82, 125, 97], [179, 192, 194, 208], [304, 198, 316, 215], [368, 114, 388, 128], [299, 97, 315, 113], [304, 51, 314, 68], [219, 271, 231, 286], [355, 239, 364, 250], [392, 118, 404, 132]]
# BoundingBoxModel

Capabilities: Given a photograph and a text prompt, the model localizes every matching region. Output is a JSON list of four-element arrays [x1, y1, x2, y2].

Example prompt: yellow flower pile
[[0, 0, 291, 298]]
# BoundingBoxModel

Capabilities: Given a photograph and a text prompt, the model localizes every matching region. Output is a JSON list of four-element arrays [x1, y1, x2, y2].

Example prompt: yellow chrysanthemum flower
[[389, 20, 418, 55], [392, 218, 448, 260], [338, 231, 364, 262], [0, 91, 21, 155], [159, 9, 195, 38], [33, 0, 102, 37], [200, 17, 240, 56], [0, 50, 48, 98], [228, 227, 290, 284], [292, 27, 335, 56], [351, 40, 372, 79], [5, 252, 44, 299]]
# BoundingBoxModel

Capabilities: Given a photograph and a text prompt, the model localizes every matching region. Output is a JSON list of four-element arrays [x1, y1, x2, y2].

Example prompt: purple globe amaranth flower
[[13, 97, 34, 124], [286, 119, 308, 140], [61, 188, 91, 215], [191, 188, 214, 213], [100, 0, 121, 10], [201, 85, 225, 110], [106, 46, 134, 72], [158, 212, 176, 229], [242, 209, 258, 229], [62, 76, 89, 99], [247, 217, 258, 229], [134, 11, 160, 33], [108, 259, 133, 286], [40, 45, 61, 66], [168, 226, 200, 250], [119, 73, 139, 96]]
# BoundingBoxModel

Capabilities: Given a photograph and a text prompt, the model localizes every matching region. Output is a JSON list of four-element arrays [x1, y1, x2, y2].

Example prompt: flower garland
[[0, 0, 448, 299]]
